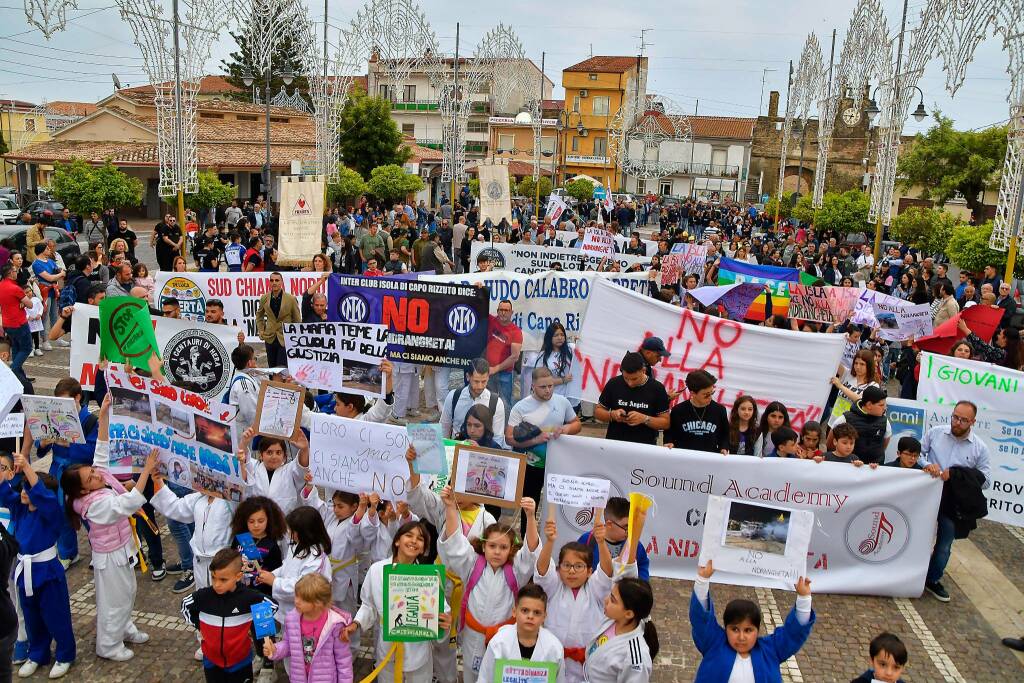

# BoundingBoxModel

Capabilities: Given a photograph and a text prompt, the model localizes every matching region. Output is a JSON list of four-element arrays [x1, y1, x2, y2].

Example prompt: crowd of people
[[0, 187, 1019, 683]]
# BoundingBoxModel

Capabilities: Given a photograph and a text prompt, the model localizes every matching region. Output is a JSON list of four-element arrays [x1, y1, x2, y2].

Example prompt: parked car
[[0, 186, 17, 202], [0, 198, 20, 225], [0, 224, 81, 263], [23, 200, 65, 223]]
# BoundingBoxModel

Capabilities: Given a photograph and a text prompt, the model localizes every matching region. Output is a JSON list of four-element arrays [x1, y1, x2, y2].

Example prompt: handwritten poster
[[408, 422, 447, 475], [255, 381, 304, 439], [382, 564, 446, 642], [0, 413, 24, 440], [545, 473, 611, 508], [308, 414, 411, 500], [20, 396, 85, 445], [283, 321, 388, 395], [580, 226, 616, 256]]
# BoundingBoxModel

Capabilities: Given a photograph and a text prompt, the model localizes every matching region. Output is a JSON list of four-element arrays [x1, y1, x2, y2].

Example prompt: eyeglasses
[[559, 562, 588, 572], [0, 464, 10, 473], [951, 415, 974, 424], [607, 519, 628, 532]]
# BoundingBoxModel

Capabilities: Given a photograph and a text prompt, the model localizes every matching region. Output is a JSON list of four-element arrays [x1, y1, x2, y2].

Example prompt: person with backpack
[[439, 358, 508, 447]]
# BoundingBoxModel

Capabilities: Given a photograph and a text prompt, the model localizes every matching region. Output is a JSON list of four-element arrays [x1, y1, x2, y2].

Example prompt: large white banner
[[547, 436, 942, 596], [478, 162, 512, 225], [153, 272, 328, 341], [556, 230, 657, 256], [71, 303, 242, 397], [425, 271, 649, 351], [470, 241, 650, 274], [885, 397, 1024, 527], [575, 278, 845, 428], [308, 413, 411, 501], [278, 175, 325, 263], [917, 352, 1024, 409]]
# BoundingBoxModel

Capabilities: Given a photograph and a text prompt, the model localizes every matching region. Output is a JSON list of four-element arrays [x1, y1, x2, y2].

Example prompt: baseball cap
[[640, 337, 670, 357]]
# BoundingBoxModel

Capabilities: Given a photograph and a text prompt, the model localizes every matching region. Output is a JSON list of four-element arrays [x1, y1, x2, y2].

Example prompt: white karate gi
[[246, 456, 308, 516], [271, 546, 331, 623], [151, 487, 237, 589], [581, 620, 652, 683], [301, 486, 367, 614], [477, 623, 565, 683]]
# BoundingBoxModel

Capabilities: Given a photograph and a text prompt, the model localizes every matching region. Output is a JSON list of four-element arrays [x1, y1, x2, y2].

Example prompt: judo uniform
[[476, 623, 565, 683]]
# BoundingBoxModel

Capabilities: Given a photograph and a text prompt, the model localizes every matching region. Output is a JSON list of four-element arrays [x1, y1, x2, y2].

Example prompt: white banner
[[545, 195, 568, 226], [478, 163, 512, 225], [580, 227, 616, 256], [575, 278, 845, 428], [886, 397, 1024, 527], [308, 413, 411, 501], [282, 321, 388, 394], [278, 175, 325, 263], [917, 352, 1024, 409], [153, 272, 328, 341], [547, 435, 942, 596], [470, 241, 650, 275], [425, 271, 649, 351], [873, 301, 932, 342], [556, 230, 657, 256], [71, 303, 242, 397]]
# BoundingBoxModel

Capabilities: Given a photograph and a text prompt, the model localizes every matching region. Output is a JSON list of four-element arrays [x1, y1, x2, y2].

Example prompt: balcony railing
[[676, 162, 741, 178], [391, 100, 440, 111]]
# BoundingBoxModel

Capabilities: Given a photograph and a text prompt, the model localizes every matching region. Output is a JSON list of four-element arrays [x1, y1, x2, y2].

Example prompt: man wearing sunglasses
[[919, 400, 991, 603]]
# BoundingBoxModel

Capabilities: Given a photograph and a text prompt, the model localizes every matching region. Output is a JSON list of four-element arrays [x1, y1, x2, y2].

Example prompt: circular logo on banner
[[486, 180, 504, 200], [337, 293, 369, 322], [446, 304, 478, 336], [163, 329, 229, 398], [479, 247, 505, 269], [556, 474, 624, 533], [159, 276, 206, 321], [844, 505, 910, 563]]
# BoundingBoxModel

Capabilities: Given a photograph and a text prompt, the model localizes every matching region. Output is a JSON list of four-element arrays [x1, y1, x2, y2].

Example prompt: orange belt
[[564, 647, 586, 664], [462, 607, 514, 646]]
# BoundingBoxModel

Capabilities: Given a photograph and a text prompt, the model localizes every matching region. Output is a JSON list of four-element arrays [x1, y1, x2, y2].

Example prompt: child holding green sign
[[477, 584, 565, 683]]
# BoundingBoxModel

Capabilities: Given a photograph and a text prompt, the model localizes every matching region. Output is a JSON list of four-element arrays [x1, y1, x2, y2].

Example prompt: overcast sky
[[0, 0, 1014, 136]]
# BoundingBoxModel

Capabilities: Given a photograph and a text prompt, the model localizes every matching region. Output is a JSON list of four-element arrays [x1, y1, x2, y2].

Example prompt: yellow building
[[559, 56, 647, 190], [0, 99, 51, 192]]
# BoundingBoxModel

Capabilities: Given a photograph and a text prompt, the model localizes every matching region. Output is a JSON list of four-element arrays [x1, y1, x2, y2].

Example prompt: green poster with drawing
[[99, 296, 160, 368], [382, 564, 446, 642]]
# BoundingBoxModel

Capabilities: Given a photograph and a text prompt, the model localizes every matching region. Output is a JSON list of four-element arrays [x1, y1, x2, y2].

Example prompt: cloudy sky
[[0, 0, 1015, 135]]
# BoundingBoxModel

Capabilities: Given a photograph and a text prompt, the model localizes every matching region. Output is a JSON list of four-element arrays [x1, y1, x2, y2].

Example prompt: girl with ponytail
[[581, 577, 658, 682]]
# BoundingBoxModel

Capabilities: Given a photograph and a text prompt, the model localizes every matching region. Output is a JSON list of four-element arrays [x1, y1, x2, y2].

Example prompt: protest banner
[[556, 230, 657, 256], [327, 274, 488, 368], [71, 303, 242, 397], [546, 435, 942, 596], [254, 381, 304, 439], [98, 296, 160, 369], [885, 397, 1024, 527], [0, 362, 20, 422], [478, 162, 513, 225], [669, 243, 709, 284], [152, 271, 328, 341], [544, 473, 611, 508], [470, 241, 651, 275], [716, 257, 817, 320], [425, 270, 648, 351], [20, 396, 85, 445], [277, 175, 325, 264], [659, 254, 685, 286], [575, 278, 845, 428], [0, 413, 23, 439], [308, 413, 411, 500], [580, 226, 616, 256], [282, 321, 389, 394], [917, 352, 1023, 409], [452, 444, 526, 509], [545, 195, 568, 226], [788, 285, 840, 324], [493, 660, 558, 683], [382, 564, 445, 642], [408, 423, 446, 475], [105, 366, 246, 500]]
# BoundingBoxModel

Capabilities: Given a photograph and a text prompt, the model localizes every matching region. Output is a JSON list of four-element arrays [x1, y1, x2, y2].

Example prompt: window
[[498, 134, 515, 152], [592, 96, 610, 116], [712, 149, 728, 168], [467, 121, 488, 133], [379, 84, 396, 101], [269, 116, 290, 123], [589, 73, 598, 81], [403, 85, 416, 102], [593, 136, 607, 157], [571, 136, 579, 152], [660, 181, 672, 195], [572, 96, 580, 113], [24, 118, 36, 132], [236, 114, 258, 121], [636, 179, 646, 194], [402, 123, 415, 136], [199, 112, 224, 119]]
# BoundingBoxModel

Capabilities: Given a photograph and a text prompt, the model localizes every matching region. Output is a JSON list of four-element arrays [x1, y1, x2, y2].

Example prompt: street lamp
[[554, 110, 585, 189], [242, 63, 296, 213], [865, 84, 926, 125]]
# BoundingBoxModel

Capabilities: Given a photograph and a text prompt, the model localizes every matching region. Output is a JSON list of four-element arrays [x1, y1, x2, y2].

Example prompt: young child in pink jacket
[[263, 573, 353, 683]]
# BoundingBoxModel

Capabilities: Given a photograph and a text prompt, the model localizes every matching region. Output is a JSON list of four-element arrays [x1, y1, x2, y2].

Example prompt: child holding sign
[[256, 506, 332, 626], [437, 486, 541, 683], [581, 578, 658, 683], [690, 560, 814, 683], [477, 584, 566, 683], [536, 506, 639, 683]]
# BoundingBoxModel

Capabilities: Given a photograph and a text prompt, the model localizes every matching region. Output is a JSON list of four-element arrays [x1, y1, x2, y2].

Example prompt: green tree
[[764, 193, 792, 220], [51, 158, 143, 216], [517, 176, 553, 201], [889, 206, 960, 255], [366, 164, 423, 203], [814, 189, 870, 234], [327, 165, 368, 206], [339, 86, 411, 179], [220, 0, 309, 99], [565, 177, 595, 203], [896, 113, 1007, 221], [791, 194, 816, 224], [185, 171, 235, 214], [946, 221, 1021, 277]]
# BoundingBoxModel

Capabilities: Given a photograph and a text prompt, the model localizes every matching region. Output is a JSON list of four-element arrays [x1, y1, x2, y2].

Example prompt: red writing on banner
[[383, 297, 429, 334]]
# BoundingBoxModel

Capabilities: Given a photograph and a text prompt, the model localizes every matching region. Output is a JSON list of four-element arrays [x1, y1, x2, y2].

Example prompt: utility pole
[[874, 0, 909, 263], [534, 51, 545, 220], [759, 68, 777, 116]]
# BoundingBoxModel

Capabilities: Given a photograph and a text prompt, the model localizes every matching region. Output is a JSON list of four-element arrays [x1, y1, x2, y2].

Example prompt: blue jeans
[[42, 295, 59, 336], [489, 370, 514, 409], [4, 324, 32, 386], [164, 481, 195, 571], [926, 514, 955, 584]]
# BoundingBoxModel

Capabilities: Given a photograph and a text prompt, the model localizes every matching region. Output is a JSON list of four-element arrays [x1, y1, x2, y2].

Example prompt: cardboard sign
[[254, 381, 304, 439], [452, 444, 526, 509], [408, 422, 447, 475], [494, 660, 558, 683], [308, 414, 411, 501], [545, 473, 610, 508], [581, 227, 616, 256], [20, 396, 85, 445], [382, 564, 446, 642], [0, 413, 24, 440]]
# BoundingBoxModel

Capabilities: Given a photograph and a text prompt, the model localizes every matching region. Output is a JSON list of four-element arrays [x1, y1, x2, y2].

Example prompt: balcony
[[391, 100, 440, 111], [565, 154, 610, 166], [675, 162, 741, 178]]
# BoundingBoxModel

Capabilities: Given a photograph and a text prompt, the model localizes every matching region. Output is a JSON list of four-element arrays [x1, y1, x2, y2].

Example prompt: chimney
[[767, 91, 780, 119]]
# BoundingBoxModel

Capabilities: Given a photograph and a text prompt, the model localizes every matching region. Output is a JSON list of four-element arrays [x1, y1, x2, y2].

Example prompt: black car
[[23, 200, 66, 223], [0, 224, 81, 263]]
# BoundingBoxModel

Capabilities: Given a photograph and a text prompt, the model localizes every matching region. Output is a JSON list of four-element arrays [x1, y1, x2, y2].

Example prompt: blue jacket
[[577, 531, 650, 581], [690, 591, 815, 683], [0, 480, 65, 591]]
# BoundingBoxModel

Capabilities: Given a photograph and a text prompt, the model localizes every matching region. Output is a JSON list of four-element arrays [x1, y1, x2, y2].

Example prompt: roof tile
[[564, 56, 640, 73]]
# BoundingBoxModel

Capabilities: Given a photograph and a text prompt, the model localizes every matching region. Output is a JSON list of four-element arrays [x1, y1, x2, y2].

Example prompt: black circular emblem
[[479, 247, 505, 269], [163, 329, 229, 399]]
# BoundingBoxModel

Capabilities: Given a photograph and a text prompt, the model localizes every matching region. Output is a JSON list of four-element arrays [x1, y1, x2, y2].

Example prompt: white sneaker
[[41, 342, 53, 351], [56, 339, 70, 347], [48, 662, 71, 679], [257, 668, 277, 683], [18, 661, 39, 678], [126, 631, 149, 644], [194, 645, 204, 661], [102, 647, 134, 662], [33, 349, 43, 357]]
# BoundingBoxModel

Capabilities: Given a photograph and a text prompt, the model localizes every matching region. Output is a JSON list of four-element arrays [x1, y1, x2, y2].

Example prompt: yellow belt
[[360, 642, 404, 683], [330, 556, 359, 576]]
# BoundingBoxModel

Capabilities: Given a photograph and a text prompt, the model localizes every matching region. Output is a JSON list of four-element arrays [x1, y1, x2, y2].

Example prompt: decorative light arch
[[776, 33, 824, 208]]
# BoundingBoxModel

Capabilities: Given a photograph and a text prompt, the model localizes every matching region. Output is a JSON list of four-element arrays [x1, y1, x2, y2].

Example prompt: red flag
[[915, 305, 1004, 354]]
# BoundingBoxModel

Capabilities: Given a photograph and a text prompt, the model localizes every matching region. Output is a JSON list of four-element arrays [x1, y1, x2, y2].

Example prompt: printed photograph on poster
[[452, 445, 525, 509], [195, 415, 233, 454], [110, 386, 154, 423], [382, 564, 446, 642], [341, 359, 386, 398], [191, 461, 245, 502], [154, 399, 194, 437], [723, 501, 792, 556], [254, 381, 304, 439], [108, 438, 155, 475], [20, 395, 86, 445]]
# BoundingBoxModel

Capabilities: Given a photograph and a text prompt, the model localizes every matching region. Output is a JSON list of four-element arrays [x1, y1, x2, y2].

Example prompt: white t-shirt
[[508, 394, 576, 466], [26, 297, 44, 333]]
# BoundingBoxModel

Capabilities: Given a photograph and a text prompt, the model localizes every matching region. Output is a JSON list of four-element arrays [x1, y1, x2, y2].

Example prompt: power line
[[0, 55, 145, 77]]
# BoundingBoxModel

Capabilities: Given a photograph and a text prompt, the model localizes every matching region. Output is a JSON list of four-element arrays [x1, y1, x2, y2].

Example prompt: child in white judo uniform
[[255, 505, 333, 623], [239, 427, 309, 515], [477, 583, 565, 683], [581, 578, 658, 683], [437, 486, 540, 683]]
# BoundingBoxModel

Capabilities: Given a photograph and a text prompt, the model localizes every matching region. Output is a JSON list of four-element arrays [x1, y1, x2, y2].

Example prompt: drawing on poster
[[452, 445, 525, 508], [722, 501, 792, 557], [110, 386, 153, 423], [255, 381, 304, 439]]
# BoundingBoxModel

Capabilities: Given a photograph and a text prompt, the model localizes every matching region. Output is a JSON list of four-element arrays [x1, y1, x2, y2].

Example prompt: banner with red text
[[547, 435, 942, 595], [574, 278, 844, 428]]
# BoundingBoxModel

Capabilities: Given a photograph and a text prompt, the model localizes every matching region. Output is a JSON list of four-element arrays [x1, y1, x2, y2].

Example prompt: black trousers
[[266, 339, 287, 367], [203, 661, 254, 683]]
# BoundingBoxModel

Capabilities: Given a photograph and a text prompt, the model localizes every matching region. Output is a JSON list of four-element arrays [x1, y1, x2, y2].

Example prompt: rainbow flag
[[716, 257, 818, 320]]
